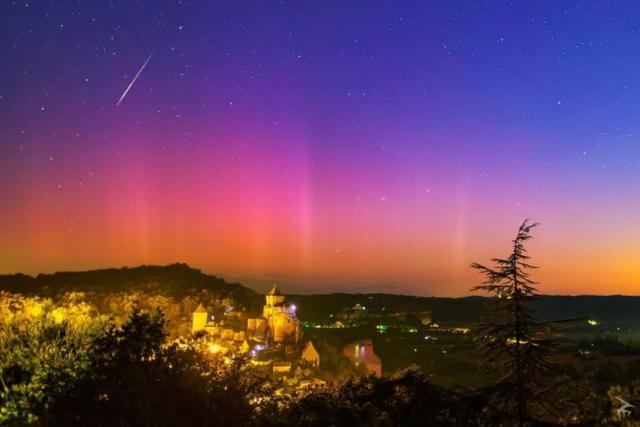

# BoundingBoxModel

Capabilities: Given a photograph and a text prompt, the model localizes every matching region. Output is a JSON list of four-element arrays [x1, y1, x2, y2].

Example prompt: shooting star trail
[[116, 51, 154, 106]]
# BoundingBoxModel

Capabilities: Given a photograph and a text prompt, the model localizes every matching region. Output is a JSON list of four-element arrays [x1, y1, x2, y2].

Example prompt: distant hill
[[0, 263, 262, 310], [288, 293, 640, 326], [1, 264, 639, 326]]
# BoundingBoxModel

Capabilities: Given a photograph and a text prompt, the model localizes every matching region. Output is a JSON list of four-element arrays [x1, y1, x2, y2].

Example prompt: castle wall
[[272, 312, 298, 343]]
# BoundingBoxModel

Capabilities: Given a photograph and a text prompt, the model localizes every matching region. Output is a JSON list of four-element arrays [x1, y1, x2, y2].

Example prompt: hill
[[0, 263, 262, 311], [288, 293, 640, 326], [1, 264, 639, 326]]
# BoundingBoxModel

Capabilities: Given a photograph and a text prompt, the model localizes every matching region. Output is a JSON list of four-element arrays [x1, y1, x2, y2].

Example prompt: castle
[[192, 284, 302, 346], [255, 284, 302, 344]]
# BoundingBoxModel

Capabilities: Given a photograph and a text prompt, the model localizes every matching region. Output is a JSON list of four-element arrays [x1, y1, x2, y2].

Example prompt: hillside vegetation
[[0, 263, 261, 310]]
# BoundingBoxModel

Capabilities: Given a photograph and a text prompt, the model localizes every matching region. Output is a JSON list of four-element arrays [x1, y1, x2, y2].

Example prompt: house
[[300, 341, 320, 368], [272, 360, 292, 374], [343, 339, 382, 376]]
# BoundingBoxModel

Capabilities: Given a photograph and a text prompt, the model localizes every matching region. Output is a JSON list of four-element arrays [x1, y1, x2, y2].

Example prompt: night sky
[[2, 1, 640, 295]]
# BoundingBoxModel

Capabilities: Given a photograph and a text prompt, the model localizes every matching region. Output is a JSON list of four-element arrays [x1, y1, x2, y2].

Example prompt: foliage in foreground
[[0, 299, 274, 426], [274, 367, 486, 426]]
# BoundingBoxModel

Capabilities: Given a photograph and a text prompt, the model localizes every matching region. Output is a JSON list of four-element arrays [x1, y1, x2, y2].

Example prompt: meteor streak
[[116, 51, 154, 106]]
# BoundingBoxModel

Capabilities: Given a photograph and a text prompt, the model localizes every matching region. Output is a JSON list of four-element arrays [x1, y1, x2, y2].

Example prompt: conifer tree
[[471, 220, 568, 425]]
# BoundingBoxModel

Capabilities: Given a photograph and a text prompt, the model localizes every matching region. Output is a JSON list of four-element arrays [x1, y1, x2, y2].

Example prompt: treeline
[[4, 263, 640, 328], [0, 263, 262, 312], [288, 293, 640, 326]]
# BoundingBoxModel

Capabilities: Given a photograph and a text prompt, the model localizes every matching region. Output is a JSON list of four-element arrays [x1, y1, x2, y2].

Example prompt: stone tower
[[263, 284, 285, 323], [192, 303, 208, 333], [264, 284, 285, 314], [262, 284, 301, 344]]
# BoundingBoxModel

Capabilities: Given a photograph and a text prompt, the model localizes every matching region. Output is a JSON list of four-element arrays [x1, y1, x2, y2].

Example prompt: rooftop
[[268, 284, 283, 296]]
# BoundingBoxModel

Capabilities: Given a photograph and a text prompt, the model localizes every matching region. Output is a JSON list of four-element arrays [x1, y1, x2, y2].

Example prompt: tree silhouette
[[471, 220, 574, 425]]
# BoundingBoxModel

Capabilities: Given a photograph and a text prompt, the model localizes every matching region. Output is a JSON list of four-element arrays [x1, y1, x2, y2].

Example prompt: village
[[190, 285, 384, 390]]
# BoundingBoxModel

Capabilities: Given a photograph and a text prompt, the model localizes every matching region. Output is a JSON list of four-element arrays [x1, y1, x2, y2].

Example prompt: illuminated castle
[[248, 284, 302, 344], [192, 284, 301, 345]]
